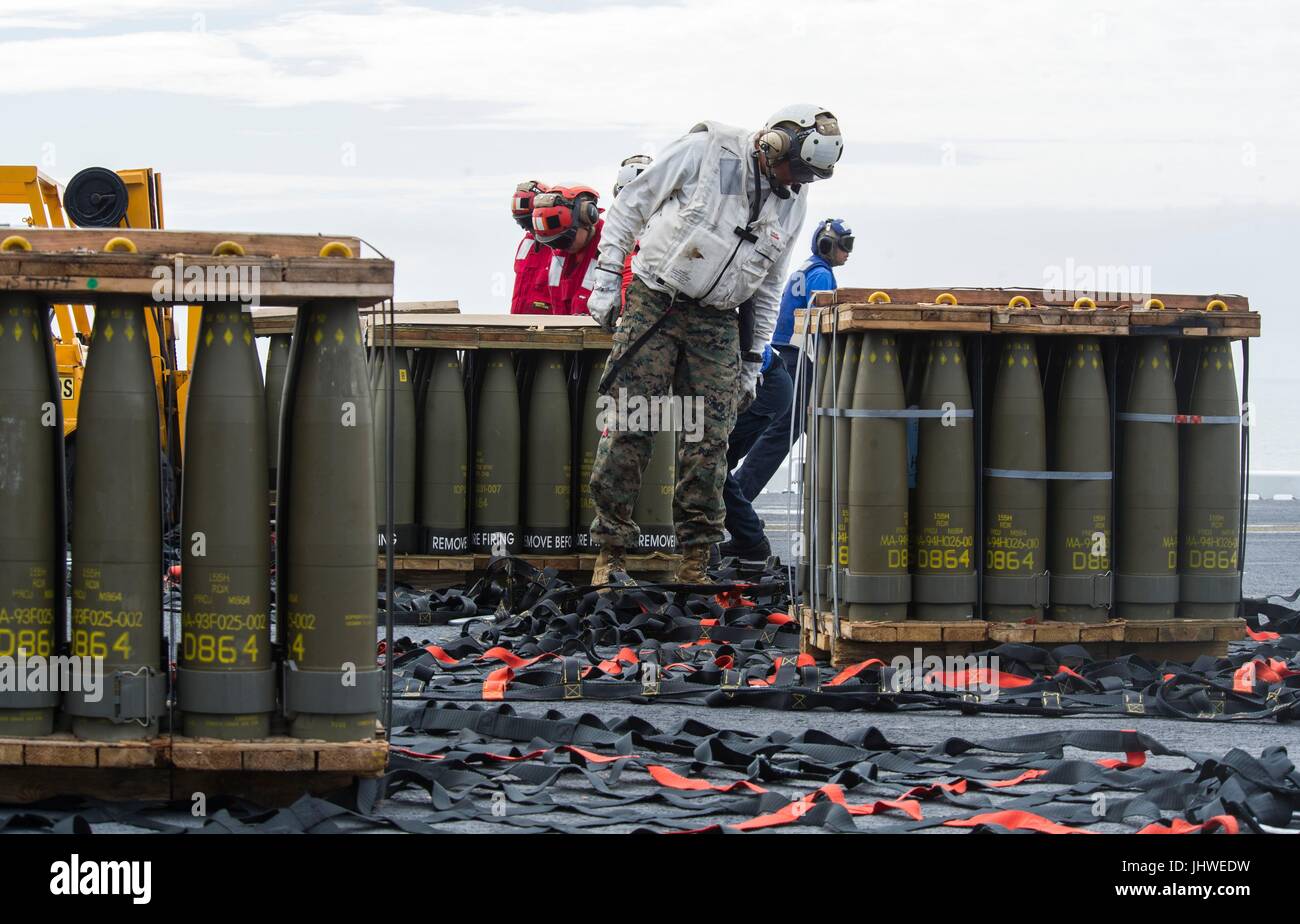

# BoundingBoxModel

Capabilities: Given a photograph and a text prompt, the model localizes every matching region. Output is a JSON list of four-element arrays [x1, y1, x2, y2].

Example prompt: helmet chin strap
[[753, 149, 791, 200]]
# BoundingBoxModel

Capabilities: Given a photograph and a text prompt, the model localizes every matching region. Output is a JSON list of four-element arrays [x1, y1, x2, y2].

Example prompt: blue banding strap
[[986, 468, 1112, 481], [815, 408, 974, 419], [1117, 412, 1241, 424]]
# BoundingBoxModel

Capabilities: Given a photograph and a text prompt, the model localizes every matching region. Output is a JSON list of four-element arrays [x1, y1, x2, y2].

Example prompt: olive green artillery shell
[[281, 299, 378, 741], [69, 295, 162, 741], [264, 333, 291, 482], [984, 337, 1048, 621], [1116, 338, 1179, 620], [576, 352, 608, 553], [0, 292, 60, 736], [845, 333, 910, 621], [817, 335, 859, 605], [420, 349, 469, 553], [524, 351, 573, 553], [800, 335, 829, 596], [1179, 339, 1242, 619], [180, 306, 272, 739], [832, 336, 860, 597], [373, 346, 416, 531], [913, 336, 976, 621], [369, 345, 383, 394], [473, 349, 521, 553], [632, 427, 676, 553], [1049, 338, 1112, 623]]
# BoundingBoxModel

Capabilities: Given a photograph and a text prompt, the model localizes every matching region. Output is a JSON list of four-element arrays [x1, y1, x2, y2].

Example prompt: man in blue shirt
[[721, 219, 854, 561]]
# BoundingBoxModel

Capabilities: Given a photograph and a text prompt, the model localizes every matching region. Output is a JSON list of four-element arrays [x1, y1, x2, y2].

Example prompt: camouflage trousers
[[589, 277, 740, 548]]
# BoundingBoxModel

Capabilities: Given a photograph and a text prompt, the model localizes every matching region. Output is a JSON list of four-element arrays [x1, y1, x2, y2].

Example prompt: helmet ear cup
[[814, 220, 834, 256], [576, 196, 600, 228], [759, 128, 789, 162]]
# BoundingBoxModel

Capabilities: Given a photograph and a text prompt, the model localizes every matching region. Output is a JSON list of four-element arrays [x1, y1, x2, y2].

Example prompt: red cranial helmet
[[531, 185, 601, 248], [511, 180, 548, 231]]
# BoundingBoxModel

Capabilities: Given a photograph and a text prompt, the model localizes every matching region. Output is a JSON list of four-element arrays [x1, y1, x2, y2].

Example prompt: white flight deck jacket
[[596, 121, 809, 357]]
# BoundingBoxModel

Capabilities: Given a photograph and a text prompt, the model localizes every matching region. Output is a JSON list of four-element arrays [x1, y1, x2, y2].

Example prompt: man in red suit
[[530, 186, 603, 315], [510, 180, 561, 315]]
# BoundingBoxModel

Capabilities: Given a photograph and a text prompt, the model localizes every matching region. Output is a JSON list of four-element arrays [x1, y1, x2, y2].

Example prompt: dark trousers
[[722, 355, 794, 547], [734, 344, 811, 503]]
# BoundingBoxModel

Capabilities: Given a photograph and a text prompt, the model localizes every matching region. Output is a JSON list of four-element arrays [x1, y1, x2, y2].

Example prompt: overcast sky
[[2, 0, 1297, 467]]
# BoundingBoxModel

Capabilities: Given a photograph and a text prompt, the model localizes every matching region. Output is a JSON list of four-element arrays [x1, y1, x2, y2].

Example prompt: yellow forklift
[[0, 164, 192, 523]]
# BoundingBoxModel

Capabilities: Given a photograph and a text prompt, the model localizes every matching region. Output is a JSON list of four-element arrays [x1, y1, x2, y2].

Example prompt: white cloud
[[0, 0, 258, 29], [1, 0, 1296, 209]]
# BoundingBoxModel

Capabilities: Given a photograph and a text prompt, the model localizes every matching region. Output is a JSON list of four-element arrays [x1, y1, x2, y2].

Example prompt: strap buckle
[[1123, 691, 1145, 715], [1041, 690, 1062, 712], [561, 658, 582, 700]]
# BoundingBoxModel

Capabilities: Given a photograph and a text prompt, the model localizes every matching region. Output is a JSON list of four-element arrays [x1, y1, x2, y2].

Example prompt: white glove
[[738, 360, 762, 412], [587, 264, 623, 332]]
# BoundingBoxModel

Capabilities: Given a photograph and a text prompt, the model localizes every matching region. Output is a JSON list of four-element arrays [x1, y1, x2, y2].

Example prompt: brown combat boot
[[591, 545, 630, 588], [673, 544, 712, 584]]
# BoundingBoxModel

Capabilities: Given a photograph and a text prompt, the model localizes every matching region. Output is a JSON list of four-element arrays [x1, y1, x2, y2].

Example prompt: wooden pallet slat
[[0, 731, 389, 806], [0, 228, 362, 259], [360, 313, 612, 351], [793, 288, 1258, 338], [0, 251, 393, 306], [802, 610, 1242, 667], [377, 552, 681, 585]]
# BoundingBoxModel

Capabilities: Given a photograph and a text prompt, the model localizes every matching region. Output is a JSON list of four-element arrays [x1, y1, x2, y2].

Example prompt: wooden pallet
[[0, 230, 392, 307], [379, 552, 680, 589], [799, 607, 1243, 667], [794, 288, 1258, 338], [825, 302, 990, 333], [252, 301, 458, 336], [0, 731, 388, 805], [362, 313, 614, 351], [0, 228, 361, 259]]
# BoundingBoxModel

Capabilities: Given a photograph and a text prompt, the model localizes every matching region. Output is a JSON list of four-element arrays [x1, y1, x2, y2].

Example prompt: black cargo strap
[[1, 697, 1297, 832], [382, 559, 1300, 726], [62, 668, 165, 724], [380, 586, 478, 627]]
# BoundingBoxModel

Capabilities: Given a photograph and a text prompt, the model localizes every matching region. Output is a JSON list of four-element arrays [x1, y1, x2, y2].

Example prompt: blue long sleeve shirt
[[772, 255, 837, 347]]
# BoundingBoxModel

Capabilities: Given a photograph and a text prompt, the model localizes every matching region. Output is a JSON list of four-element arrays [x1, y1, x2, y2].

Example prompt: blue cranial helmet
[[812, 219, 854, 258]]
